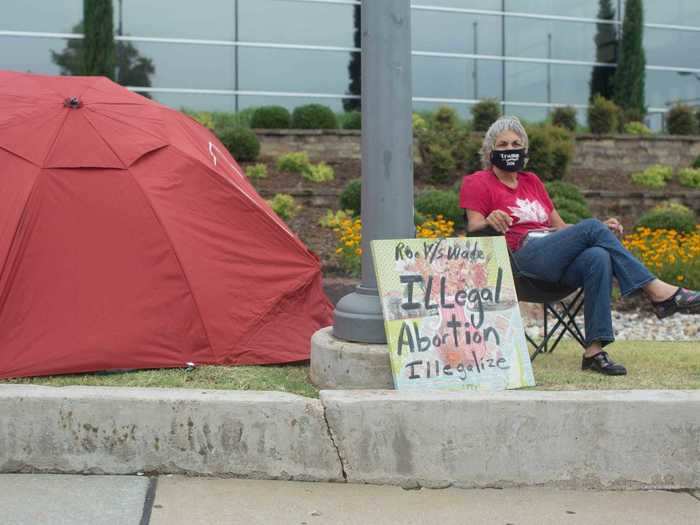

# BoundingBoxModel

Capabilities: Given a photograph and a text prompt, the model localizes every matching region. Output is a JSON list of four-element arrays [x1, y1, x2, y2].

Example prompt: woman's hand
[[486, 209, 513, 233], [604, 217, 624, 237]]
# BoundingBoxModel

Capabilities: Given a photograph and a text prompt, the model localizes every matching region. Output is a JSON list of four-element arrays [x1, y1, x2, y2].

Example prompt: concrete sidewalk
[[1, 475, 698, 525]]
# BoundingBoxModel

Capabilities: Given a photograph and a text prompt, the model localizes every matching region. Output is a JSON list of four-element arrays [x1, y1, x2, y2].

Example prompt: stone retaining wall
[[256, 130, 700, 175]]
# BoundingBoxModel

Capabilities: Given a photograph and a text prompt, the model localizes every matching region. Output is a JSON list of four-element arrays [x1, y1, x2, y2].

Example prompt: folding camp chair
[[465, 222, 586, 360]]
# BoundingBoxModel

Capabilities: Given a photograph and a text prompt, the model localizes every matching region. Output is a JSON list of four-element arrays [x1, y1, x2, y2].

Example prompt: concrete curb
[[321, 389, 700, 490], [0, 385, 343, 481], [1, 385, 698, 489]]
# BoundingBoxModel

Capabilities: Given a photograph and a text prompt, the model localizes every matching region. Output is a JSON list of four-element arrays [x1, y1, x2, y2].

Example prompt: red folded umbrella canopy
[[0, 71, 333, 379]]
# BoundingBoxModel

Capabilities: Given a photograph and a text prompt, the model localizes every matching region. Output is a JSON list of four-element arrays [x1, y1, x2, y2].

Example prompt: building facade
[[2, 0, 699, 129]]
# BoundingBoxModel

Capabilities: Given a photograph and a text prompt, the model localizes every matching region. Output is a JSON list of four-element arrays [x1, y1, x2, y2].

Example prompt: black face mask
[[490, 148, 527, 172]]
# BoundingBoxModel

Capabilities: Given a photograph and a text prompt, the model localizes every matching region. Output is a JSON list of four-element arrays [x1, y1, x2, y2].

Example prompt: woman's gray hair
[[480, 116, 529, 169]]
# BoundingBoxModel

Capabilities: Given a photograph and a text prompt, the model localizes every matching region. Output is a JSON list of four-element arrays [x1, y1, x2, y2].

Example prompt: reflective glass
[[504, 17, 598, 62], [645, 27, 700, 70], [504, 0, 600, 19], [413, 56, 503, 102], [1, 1, 82, 33], [644, 2, 700, 26], [413, 11, 502, 56], [646, 69, 700, 111], [0, 36, 68, 76]]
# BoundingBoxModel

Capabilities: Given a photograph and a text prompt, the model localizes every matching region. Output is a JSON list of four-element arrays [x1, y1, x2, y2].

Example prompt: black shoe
[[652, 288, 700, 319], [581, 351, 627, 376]]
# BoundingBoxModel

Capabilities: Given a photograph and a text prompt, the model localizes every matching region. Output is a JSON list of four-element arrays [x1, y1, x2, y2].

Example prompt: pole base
[[332, 285, 386, 344]]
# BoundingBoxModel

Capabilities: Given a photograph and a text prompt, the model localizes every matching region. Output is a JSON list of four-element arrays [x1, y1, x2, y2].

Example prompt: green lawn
[[2, 341, 698, 397]]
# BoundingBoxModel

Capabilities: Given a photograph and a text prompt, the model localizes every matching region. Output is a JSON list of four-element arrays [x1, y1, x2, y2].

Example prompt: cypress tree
[[82, 0, 116, 78], [613, 0, 646, 117], [343, 4, 361, 111], [589, 0, 617, 101]]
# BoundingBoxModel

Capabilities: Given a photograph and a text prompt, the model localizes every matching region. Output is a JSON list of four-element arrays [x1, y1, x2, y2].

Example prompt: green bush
[[630, 165, 673, 188], [291, 104, 338, 129], [588, 95, 620, 134], [624, 121, 652, 136], [666, 103, 697, 135], [471, 99, 501, 132], [551, 106, 577, 131], [412, 113, 428, 134], [692, 155, 700, 169], [245, 163, 268, 179], [544, 181, 592, 223], [213, 109, 254, 130], [433, 106, 460, 131], [678, 168, 700, 189], [414, 190, 462, 225], [250, 106, 291, 129], [217, 127, 260, 162], [454, 135, 483, 174], [186, 110, 215, 130], [425, 143, 457, 184], [267, 194, 301, 222], [276, 152, 311, 174], [341, 111, 362, 130], [636, 202, 697, 233], [340, 178, 362, 215], [524, 125, 574, 181], [303, 162, 335, 183]]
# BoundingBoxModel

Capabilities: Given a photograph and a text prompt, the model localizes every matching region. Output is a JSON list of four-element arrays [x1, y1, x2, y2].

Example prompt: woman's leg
[[513, 219, 655, 296], [560, 247, 614, 348], [560, 247, 627, 375]]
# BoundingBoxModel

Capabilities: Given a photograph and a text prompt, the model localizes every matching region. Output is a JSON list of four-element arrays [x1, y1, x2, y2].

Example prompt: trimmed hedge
[[636, 202, 697, 233], [251, 106, 291, 129], [588, 95, 620, 134], [545, 181, 592, 224], [551, 106, 577, 131], [414, 189, 462, 225], [666, 103, 697, 136], [525, 125, 574, 181], [291, 104, 338, 129], [339, 178, 362, 215], [218, 127, 260, 162], [341, 111, 362, 130], [471, 99, 501, 132]]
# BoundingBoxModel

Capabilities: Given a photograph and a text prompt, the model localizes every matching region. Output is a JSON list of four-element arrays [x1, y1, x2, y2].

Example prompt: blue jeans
[[512, 219, 656, 347]]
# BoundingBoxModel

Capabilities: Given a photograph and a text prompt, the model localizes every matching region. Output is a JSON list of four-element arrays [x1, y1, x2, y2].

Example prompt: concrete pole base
[[332, 286, 387, 344], [310, 327, 393, 390]]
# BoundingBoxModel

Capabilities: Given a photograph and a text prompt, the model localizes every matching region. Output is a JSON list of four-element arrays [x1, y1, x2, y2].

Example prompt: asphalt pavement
[[0, 475, 697, 525]]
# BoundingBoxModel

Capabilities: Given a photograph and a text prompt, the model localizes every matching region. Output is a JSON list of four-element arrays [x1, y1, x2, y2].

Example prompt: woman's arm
[[550, 208, 569, 230], [466, 209, 512, 234]]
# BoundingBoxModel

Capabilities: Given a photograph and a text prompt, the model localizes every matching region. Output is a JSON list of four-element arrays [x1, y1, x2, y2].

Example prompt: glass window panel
[[644, 2, 700, 26], [504, 104, 548, 123], [412, 1, 502, 10], [646, 69, 700, 111], [505, 62, 548, 103], [117, 42, 235, 90], [504, 17, 598, 62], [412, 101, 472, 120], [413, 56, 503, 101], [2, 1, 82, 34], [240, 48, 349, 96], [504, 1, 600, 19], [0, 36, 68, 76], [549, 64, 597, 106], [645, 27, 700, 70], [239, 0, 354, 47], [413, 12, 502, 56]]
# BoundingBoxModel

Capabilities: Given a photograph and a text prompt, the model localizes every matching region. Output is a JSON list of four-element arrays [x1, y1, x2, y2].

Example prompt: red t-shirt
[[459, 170, 554, 251]]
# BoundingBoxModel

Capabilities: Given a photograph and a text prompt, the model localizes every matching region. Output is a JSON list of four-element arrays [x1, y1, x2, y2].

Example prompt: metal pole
[[501, 0, 506, 113], [546, 32, 552, 111], [333, 0, 414, 343], [234, 0, 240, 113], [473, 20, 478, 100]]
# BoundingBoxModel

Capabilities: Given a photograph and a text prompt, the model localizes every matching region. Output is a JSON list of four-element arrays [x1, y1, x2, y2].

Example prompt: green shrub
[[454, 135, 483, 174], [341, 111, 362, 130], [666, 103, 697, 135], [414, 190, 462, 225], [217, 127, 260, 162], [678, 168, 700, 189], [636, 202, 697, 233], [551, 106, 577, 131], [245, 163, 268, 179], [319, 209, 354, 228], [524, 125, 574, 181], [433, 106, 460, 131], [630, 165, 673, 188], [213, 109, 253, 130], [412, 113, 428, 134], [588, 95, 620, 134], [471, 99, 501, 132], [544, 181, 592, 223], [267, 194, 301, 221], [624, 121, 652, 136], [250, 106, 291, 129], [692, 155, 700, 169], [291, 104, 338, 129], [276, 152, 311, 174], [186, 110, 215, 130], [303, 162, 335, 183], [340, 178, 362, 215], [425, 143, 457, 184]]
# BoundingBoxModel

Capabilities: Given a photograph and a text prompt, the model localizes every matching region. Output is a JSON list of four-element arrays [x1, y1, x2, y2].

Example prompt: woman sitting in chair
[[459, 116, 700, 376]]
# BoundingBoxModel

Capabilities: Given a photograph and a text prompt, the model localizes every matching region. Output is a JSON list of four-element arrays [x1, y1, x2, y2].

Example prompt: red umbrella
[[0, 71, 333, 379]]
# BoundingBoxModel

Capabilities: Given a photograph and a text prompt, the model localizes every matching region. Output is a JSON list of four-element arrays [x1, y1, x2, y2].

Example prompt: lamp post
[[332, 0, 414, 344]]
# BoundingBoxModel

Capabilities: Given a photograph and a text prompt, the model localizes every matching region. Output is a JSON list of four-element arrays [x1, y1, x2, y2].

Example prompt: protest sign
[[371, 236, 535, 391]]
